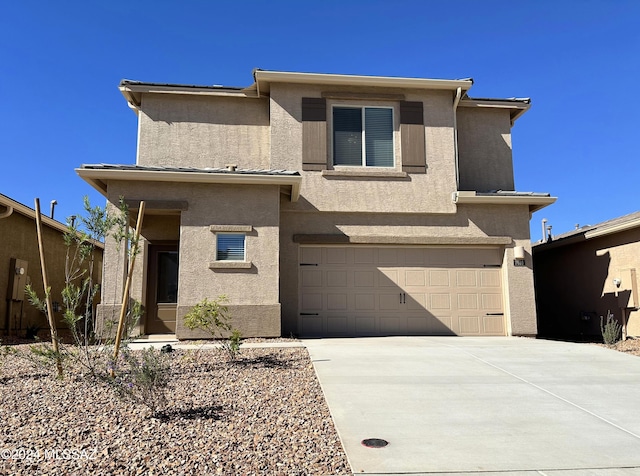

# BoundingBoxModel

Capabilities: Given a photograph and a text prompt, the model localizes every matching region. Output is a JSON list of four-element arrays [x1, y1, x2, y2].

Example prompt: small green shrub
[[601, 311, 622, 345], [221, 329, 242, 362], [184, 297, 242, 361]]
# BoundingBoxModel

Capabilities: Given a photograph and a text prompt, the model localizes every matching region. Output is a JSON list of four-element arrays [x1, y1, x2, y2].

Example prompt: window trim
[[330, 103, 397, 169]]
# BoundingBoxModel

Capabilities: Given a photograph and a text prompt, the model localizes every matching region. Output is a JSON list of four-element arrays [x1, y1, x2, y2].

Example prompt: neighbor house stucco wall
[[279, 202, 536, 336], [97, 180, 282, 338], [137, 94, 270, 169], [534, 227, 640, 339], [269, 83, 458, 214], [457, 107, 514, 192], [1, 207, 103, 336]]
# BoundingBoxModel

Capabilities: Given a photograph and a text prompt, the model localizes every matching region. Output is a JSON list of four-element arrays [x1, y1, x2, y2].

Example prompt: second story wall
[[270, 83, 459, 214], [137, 94, 270, 169], [457, 107, 514, 191]]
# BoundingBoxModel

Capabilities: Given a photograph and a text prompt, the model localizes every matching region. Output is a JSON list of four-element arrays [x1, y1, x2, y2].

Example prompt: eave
[[76, 166, 302, 202], [118, 80, 259, 111], [253, 70, 474, 95], [458, 98, 532, 124], [0, 194, 104, 248], [452, 191, 556, 214]]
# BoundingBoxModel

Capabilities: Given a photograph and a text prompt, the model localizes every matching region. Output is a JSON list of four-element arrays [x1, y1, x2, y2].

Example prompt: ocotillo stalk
[[111, 201, 145, 373], [34, 198, 63, 378]]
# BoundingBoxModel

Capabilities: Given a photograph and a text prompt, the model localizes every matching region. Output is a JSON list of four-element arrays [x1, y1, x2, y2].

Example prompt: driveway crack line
[[447, 345, 640, 442]]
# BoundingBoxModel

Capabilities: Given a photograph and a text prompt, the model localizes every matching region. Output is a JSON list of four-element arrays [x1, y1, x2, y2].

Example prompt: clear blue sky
[[2, 0, 638, 241]]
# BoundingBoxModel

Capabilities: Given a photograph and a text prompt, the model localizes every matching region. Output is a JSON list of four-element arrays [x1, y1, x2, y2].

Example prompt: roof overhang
[[0, 194, 104, 248], [253, 70, 474, 96], [459, 98, 531, 124], [119, 81, 259, 111], [452, 191, 556, 214], [76, 166, 302, 202], [585, 216, 640, 239]]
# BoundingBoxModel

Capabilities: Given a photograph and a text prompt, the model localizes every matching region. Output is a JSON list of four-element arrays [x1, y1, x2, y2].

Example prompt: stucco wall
[[457, 107, 514, 192], [269, 83, 458, 214], [137, 94, 270, 169], [98, 180, 281, 337], [279, 202, 536, 336], [1, 210, 103, 337], [534, 227, 640, 340]]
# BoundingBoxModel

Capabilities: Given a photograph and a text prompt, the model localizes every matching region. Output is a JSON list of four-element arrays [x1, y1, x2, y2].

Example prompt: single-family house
[[533, 212, 640, 340], [77, 69, 555, 339], [0, 193, 104, 337]]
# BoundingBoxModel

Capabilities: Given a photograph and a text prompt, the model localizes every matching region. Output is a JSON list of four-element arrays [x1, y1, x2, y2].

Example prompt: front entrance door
[[146, 243, 179, 334]]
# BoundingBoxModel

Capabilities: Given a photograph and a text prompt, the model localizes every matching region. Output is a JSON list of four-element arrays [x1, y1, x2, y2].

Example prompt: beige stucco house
[[533, 212, 640, 341], [1, 194, 103, 337], [77, 69, 555, 339]]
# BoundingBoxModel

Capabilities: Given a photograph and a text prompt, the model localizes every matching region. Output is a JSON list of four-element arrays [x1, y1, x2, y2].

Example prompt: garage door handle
[[300, 312, 319, 316], [400, 293, 406, 304], [486, 313, 504, 316]]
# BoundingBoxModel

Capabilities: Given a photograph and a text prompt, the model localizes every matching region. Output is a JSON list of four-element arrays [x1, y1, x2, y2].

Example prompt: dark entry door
[[146, 243, 179, 334]]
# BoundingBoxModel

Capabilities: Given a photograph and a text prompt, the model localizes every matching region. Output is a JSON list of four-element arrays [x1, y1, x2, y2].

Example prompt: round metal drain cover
[[361, 438, 389, 448]]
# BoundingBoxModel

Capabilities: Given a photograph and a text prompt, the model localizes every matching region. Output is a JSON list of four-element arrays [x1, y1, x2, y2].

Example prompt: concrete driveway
[[303, 337, 640, 475]]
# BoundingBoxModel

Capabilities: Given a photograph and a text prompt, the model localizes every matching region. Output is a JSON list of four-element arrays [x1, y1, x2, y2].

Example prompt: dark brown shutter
[[400, 101, 426, 173], [302, 98, 327, 171]]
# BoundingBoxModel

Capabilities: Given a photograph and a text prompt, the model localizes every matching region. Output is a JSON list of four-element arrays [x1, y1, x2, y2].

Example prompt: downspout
[[453, 87, 462, 189], [0, 205, 13, 219]]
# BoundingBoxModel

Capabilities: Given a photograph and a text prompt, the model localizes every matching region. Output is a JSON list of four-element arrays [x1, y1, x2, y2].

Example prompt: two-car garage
[[298, 246, 506, 337]]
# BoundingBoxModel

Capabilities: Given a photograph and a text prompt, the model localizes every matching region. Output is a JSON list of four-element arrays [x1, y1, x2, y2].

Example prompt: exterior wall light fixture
[[514, 246, 526, 267]]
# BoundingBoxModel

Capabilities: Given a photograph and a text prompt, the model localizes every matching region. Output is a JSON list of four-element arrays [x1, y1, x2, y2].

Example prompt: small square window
[[216, 233, 245, 261]]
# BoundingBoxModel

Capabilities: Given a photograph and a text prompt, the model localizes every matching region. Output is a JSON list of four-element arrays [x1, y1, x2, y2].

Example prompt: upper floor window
[[333, 106, 394, 167]]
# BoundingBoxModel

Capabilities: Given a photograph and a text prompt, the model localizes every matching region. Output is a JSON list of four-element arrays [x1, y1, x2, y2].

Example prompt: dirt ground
[[603, 337, 640, 356]]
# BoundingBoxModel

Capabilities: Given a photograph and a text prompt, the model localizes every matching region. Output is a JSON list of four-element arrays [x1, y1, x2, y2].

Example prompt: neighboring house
[[77, 69, 555, 339], [0, 194, 104, 337], [533, 212, 640, 341]]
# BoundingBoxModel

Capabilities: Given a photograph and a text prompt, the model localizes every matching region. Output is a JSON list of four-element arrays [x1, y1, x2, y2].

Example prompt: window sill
[[209, 261, 253, 269], [322, 169, 408, 179]]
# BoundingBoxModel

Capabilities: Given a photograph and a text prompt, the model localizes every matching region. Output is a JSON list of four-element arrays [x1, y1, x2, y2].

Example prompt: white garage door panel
[[299, 247, 505, 337]]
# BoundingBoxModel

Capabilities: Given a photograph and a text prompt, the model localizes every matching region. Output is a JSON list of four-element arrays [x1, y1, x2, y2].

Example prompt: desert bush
[[601, 310, 622, 345], [108, 346, 172, 417], [183, 297, 242, 361]]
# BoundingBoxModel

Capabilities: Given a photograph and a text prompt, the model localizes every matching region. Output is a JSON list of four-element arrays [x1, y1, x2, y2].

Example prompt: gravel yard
[[604, 337, 640, 356], [0, 346, 350, 475]]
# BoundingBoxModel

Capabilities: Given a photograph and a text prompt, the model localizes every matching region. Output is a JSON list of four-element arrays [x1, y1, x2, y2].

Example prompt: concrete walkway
[[304, 337, 640, 475], [127, 334, 304, 350]]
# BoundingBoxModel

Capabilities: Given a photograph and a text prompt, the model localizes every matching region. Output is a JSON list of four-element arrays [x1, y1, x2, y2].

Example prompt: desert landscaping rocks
[[0, 346, 350, 475]]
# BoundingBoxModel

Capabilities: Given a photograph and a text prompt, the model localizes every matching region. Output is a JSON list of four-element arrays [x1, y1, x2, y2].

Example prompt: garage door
[[299, 246, 505, 337]]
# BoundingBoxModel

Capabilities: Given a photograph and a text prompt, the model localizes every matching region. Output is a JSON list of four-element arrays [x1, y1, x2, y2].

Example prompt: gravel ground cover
[[603, 337, 640, 356], [0, 346, 350, 475]]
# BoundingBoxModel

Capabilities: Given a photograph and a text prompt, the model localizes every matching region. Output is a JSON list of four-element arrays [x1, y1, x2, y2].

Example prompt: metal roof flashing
[[76, 164, 302, 202], [452, 191, 556, 214]]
